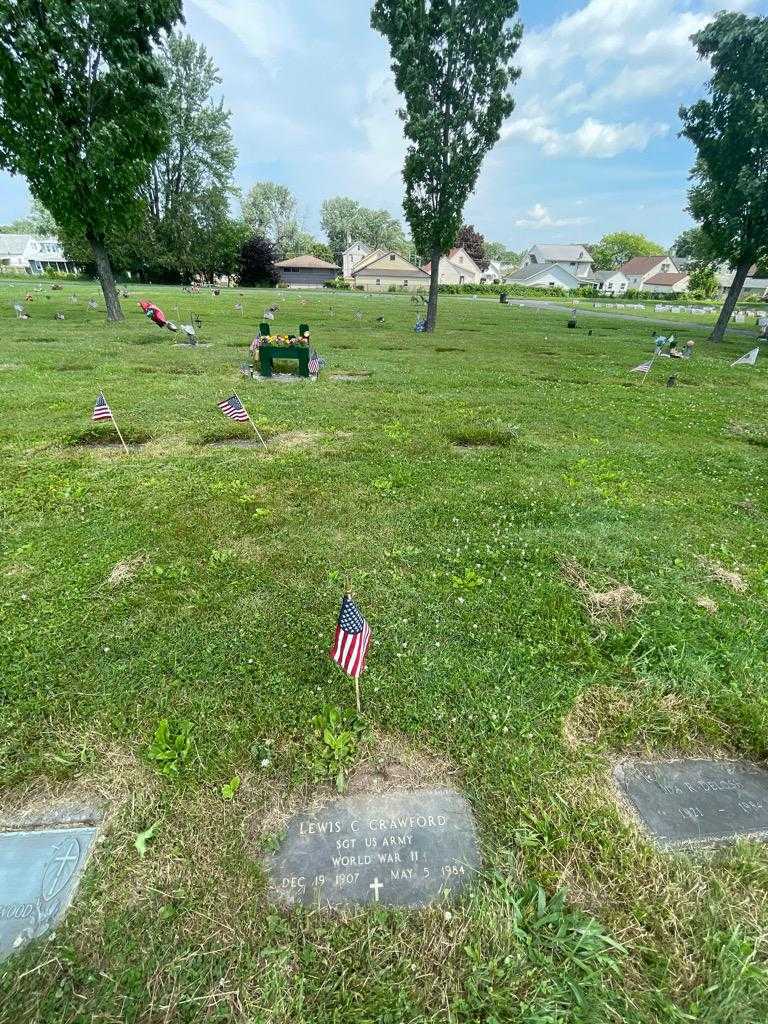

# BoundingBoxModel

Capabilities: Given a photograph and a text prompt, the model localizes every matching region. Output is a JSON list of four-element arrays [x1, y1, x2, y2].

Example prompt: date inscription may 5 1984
[[265, 789, 480, 908]]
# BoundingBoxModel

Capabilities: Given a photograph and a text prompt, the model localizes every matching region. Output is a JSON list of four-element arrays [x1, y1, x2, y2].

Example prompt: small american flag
[[330, 595, 372, 680], [631, 360, 653, 373], [309, 351, 321, 375], [92, 393, 113, 422], [217, 394, 249, 422]]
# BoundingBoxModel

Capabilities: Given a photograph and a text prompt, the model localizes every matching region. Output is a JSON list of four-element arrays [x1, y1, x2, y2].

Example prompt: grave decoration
[[250, 324, 321, 379], [0, 803, 102, 961], [615, 759, 768, 846], [266, 789, 480, 909]]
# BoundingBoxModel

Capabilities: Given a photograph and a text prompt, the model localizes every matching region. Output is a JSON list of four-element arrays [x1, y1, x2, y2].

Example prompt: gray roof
[[589, 270, 626, 282], [530, 244, 593, 263], [507, 262, 580, 284], [0, 234, 32, 256]]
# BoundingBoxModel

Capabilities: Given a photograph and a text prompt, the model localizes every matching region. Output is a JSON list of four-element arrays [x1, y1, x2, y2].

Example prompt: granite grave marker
[[0, 806, 100, 961], [615, 759, 768, 846], [266, 789, 479, 908]]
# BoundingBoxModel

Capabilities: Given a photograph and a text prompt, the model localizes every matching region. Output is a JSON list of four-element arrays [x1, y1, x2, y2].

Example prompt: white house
[[421, 246, 483, 285], [521, 244, 594, 280], [481, 259, 504, 284], [715, 264, 768, 299], [588, 270, 629, 294], [619, 255, 680, 291], [342, 241, 371, 279], [505, 262, 583, 291], [0, 234, 76, 274], [643, 271, 690, 294]]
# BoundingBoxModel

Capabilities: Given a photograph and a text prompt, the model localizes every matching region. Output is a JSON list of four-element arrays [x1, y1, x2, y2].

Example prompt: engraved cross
[[369, 877, 384, 902]]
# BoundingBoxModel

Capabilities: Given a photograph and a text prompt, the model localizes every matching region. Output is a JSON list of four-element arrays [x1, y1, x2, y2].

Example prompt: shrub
[[323, 277, 351, 290]]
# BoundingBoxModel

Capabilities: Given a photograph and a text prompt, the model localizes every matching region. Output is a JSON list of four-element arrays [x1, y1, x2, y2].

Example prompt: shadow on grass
[[67, 426, 151, 449], [449, 425, 517, 448]]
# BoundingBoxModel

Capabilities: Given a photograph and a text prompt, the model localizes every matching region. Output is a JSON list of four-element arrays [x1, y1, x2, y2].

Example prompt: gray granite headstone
[[615, 759, 768, 846], [0, 809, 100, 961], [266, 789, 479, 908]]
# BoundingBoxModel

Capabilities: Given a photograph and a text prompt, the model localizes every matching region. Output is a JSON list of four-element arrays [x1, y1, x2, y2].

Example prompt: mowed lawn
[[1, 280, 768, 1022]]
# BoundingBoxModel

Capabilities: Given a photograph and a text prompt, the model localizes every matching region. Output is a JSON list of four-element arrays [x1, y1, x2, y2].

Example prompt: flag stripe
[[330, 596, 372, 681]]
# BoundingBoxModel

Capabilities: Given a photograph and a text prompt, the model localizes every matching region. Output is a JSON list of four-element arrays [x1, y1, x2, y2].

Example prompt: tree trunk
[[425, 245, 441, 332], [711, 260, 751, 342], [86, 230, 124, 322]]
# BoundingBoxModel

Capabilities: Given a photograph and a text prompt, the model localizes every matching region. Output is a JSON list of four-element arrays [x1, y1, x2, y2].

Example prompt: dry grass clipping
[[695, 595, 718, 614], [561, 558, 646, 625], [106, 553, 149, 587], [697, 556, 747, 592]]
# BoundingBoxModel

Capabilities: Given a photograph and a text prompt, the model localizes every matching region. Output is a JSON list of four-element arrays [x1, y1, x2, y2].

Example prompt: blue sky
[[1, 0, 764, 249]]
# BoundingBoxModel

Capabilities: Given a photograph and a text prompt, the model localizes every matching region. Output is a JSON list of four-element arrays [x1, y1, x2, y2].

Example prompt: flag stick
[[640, 353, 657, 384], [354, 673, 362, 715], [233, 391, 267, 449], [98, 388, 129, 454]]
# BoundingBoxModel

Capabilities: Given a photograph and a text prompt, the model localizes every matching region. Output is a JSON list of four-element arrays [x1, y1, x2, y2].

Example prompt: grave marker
[[615, 759, 768, 846], [0, 806, 101, 960], [266, 789, 479, 908]]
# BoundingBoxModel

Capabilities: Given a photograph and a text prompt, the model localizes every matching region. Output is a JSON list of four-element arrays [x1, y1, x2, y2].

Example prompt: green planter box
[[258, 344, 310, 378]]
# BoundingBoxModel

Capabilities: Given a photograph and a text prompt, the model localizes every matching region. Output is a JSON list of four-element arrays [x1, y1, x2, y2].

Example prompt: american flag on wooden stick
[[330, 595, 371, 681], [309, 351, 321, 375], [217, 395, 249, 422], [630, 360, 653, 373], [92, 393, 114, 422]]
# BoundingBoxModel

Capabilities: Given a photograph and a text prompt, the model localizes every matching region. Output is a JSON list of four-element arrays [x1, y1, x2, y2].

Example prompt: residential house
[[588, 270, 629, 294], [592, 270, 627, 292], [351, 250, 430, 292], [520, 244, 594, 280], [715, 264, 768, 299], [504, 262, 583, 291], [342, 241, 371, 279], [643, 272, 690, 294], [421, 247, 483, 285], [619, 255, 680, 291], [0, 234, 76, 274], [274, 254, 341, 288], [481, 259, 504, 284]]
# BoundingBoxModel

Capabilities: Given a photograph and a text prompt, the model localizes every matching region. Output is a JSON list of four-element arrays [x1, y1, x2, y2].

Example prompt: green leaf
[[135, 820, 161, 859], [220, 775, 241, 800]]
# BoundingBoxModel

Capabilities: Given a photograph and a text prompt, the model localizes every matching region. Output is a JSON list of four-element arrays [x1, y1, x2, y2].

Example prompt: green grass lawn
[[1, 279, 768, 1022]]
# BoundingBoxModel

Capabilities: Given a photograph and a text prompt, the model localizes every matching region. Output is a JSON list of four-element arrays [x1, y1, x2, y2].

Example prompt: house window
[[459, 275, 465, 284], [376, 278, 381, 285], [389, 254, 396, 261], [403, 279, 408, 286]]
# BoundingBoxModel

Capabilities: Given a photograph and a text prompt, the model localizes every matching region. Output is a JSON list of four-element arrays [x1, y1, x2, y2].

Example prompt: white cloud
[[514, 203, 591, 229], [503, 115, 668, 158], [188, 0, 299, 66], [344, 71, 407, 192]]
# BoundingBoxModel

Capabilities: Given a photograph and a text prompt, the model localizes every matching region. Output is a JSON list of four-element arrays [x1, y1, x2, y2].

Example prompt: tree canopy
[[239, 235, 280, 288], [242, 182, 300, 256], [371, 0, 521, 330], [680, 11, 768, 341], [0, 0, 183, 319], [590, 232, 665, 271], [455, 224, 488, 270], [321, 196, 408, 260]]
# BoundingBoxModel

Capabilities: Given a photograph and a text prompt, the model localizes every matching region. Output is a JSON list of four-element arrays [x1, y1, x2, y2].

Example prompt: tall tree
[[455, 224, 488, 269], [242, 181, 299, 255], [321, 196, 408, 260], [590, 232, 665, 271], [371, 0, 521, 331], [672, 227, 717, 267], [239, 235, 279, 288], [680, 12, 768, 342], [141, 33, 237, 271], [0, 0, 183, 320]]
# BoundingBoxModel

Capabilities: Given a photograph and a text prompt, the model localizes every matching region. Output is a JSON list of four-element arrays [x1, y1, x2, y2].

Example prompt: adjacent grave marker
[[266, 789, 479, 908], [0, 806, 100, 960], [615, 759, 768, 846]]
